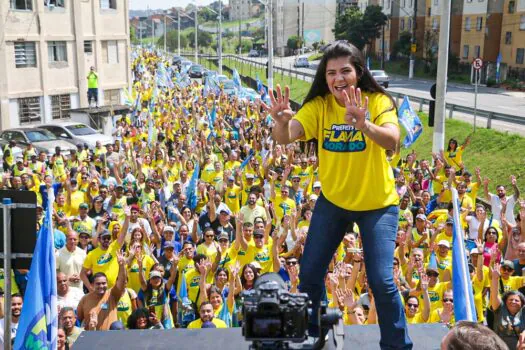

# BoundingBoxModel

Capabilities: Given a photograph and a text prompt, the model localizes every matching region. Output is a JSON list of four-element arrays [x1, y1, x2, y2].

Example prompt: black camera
[[242, 273, 309, 342]]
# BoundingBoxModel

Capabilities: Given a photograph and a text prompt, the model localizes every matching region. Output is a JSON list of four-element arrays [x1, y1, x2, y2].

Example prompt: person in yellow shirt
[[443, 136, 470, 169], [270, 184, 296, 225], [187, 302, 227, 328], [184, 254, 209, 304], [66, 179, 87, 217], [223, 176, 241, 214], [196, 228, 219, 261], [266, 41, 407, 345], [126, 243, 156, 293], [245, 229, 274, 274], [405, 275, 431, 324], [428, 289, 455, 326], [498, 260, 525, 294]]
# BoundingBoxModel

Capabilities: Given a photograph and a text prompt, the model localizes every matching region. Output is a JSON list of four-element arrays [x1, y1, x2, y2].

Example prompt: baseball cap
[[99, 229, 111, 237], [446, 218, 454, 225], [251, 261, 262, 270], [219, 209, 231, 215], [470, 248, 480, 255], [291, 174, 300, 179], [437, 240, 450, 248], [309, 194, 318, 201], [415, 214, 426, 221], [16, 157, 23, 163], [163, 241, 175, 250], [218, 232, 229, 241], [130, 204, 140, 212], [253, 229, 264, 237], [313, 181, 321, 188], [246, 173, 254, 179], [79, 203, 89, 209], [228, 176, 235, 182], [502, 260, 515, 270], [174, 181, 182, 186], [149, 270, 163, 279], [426, 266, 439, 273], [116, 184, 124, 189], [93, 195, 104, 202], [163, 225, 175, 233]]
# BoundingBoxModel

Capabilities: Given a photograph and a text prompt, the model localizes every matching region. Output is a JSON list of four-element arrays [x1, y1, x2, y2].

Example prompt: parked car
[[222, 80, 237, 96], [0, 128, 77, 156], [248, 49, 259, 57], [293, 56, 310, 68], [189, 64, 203, 78], [172, 55, 183, 67], [370, 70, 390, 88], [39, 122, 114, 148]]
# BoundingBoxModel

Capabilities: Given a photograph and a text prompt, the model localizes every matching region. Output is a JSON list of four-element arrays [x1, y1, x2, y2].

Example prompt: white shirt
[[58, 287, 85, 312], [465, 216, 493, 240], [0, 318, 19, 349], [56, 246, 87, 290], [490, 194, 516, 226], [127, 218, 152, 244]]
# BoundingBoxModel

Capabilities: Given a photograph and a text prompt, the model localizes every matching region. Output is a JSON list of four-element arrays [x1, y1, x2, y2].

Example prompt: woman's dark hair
[[207, 285, 222, 299], [483, 226, 499, 243], [215, 267, 229, 281], [502, 290, 525, 310], [302, 41, 395, 110], [447, 138, 458, 152], [240, 263, 259, 289], [127, 308, 154, 329], [405, 295, 419, 306]]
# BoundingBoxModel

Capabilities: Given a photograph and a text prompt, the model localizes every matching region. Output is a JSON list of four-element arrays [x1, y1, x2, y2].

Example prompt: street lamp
[[163, 13, 179, 53], [203, 4, 223, 74]]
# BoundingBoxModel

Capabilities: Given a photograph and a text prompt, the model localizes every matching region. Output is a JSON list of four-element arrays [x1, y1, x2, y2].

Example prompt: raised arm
[[165, 253, 180, 292], [420, 274, 431, 323], [266, 86, 305, 145], [511, 175, 521, 200], [490, 262, 502, 311], [111, 250, 127, 300]]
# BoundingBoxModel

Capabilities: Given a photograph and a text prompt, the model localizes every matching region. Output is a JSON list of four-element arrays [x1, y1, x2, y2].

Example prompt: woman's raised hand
[[262, 84, 294, 125], [342, 86, 369, 130]]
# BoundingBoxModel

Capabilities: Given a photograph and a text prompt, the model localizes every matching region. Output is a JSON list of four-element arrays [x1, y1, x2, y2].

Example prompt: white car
[[293, 56, 310, 68], [370, 70, 390, 88], [39, 122, 114, 148]]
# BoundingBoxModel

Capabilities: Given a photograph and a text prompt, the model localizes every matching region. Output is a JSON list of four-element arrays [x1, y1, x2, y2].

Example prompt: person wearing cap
[[292, 156, 313, 189], [76, 248, 127, 331], [80, 223, 127, 291], [187, 301, 227, 329], [239, 192, 267, 225], [410, 213, 431, 249], [213, 232, 236, 272], [270, 175, 296, 225], [206, 188, 234, 241], [108, 183, 127, 222], [126, 240, 156, 293], [496, 259, 525, 295], [12, 157, 28, 177], [197, 227, 220, 261], [66, 176, 88, 217], [433, 240, 452, 280], [432, 219, 454, 253], [241, 228, 274, 274], [72, 203, 97, 238], [157, 240, 181, 280], [239, 171, 256, 206], [50, 146, 67, 182], [419, 266, 451, 314], [223, 173, 241, 215]]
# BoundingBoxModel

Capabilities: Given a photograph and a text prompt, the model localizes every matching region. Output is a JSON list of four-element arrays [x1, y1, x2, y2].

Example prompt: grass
[[308, 52, 323, 61], [197, 57, 525, 190], [201, 16, 263, 30]]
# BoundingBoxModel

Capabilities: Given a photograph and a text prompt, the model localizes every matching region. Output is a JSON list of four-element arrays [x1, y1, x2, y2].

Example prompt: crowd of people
[[0, 46, 525, 349]]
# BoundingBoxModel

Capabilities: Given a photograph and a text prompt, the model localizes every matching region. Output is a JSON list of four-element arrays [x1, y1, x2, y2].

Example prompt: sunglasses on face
[[205, 235, 214, 238], [502, 267, 514, 272], [443, 298, 454, 303], [427, 273, 439, 278], [407, 303, 418, 309], [286, 261, 298, 266], [100, 236, 111, 241]]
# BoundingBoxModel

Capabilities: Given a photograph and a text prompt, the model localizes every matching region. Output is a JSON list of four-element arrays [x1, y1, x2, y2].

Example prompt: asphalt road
[[240, 54, 525, 118]]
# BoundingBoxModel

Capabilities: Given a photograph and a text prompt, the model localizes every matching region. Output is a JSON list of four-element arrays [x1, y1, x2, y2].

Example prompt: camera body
[[242, 280, 309, 342]]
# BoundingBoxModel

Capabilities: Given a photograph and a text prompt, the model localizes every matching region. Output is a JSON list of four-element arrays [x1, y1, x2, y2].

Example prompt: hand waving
[[263, 85, 293, 125], [342, 86, 369, 130]]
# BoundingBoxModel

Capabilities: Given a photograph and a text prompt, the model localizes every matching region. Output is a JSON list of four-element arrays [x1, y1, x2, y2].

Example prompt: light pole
[[163, 13, 178, 53], [268, 0, 274, 90], [218, 2, 222, 74], [194, 5, 198, 62]]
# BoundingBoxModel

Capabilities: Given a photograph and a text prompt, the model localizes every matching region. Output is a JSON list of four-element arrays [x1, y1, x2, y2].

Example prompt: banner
[[398, 96, 423, 148]]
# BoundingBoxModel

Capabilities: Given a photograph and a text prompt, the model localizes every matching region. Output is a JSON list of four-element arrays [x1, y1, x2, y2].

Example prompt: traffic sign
[[411, 44, 417, 53], [472, 57, 483, 70]]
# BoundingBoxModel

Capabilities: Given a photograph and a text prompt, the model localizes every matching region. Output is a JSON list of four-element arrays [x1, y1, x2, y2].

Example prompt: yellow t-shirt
[[82, 240, 121, 287], [127, 255, 156, 293], [444, 145, 464, 168], [224, 185, 241, 214], [69, 190, 86, 217], [293, 92, 399, 211], [423, 281, 450, 313], [501, 276, 525, 294], [466, 182, 480, 204], [0, 269, 20, 295], [185, 269, 202, 304], [230, 239, 256, 268], [247, 244, 273, 274], [406, 312, 427, 324], [429, 308, 455, 325], [272, 194, 296, 224], [197, 243, 219, 262]]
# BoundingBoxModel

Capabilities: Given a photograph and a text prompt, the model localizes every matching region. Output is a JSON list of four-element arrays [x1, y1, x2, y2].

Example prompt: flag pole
[[2, 197, 14, 350]]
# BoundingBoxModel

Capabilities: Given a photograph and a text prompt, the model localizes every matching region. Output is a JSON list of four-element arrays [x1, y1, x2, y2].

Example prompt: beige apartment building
[[500, 0, 525, 68], [0, 0, 131, 130]]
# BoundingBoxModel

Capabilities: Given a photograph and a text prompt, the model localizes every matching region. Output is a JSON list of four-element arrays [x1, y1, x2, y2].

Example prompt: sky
[[130, 0, 216, 10]]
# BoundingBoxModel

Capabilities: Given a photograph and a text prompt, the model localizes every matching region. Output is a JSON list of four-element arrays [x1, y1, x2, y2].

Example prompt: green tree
[[157, 30, 188, 51], [333, 5, 387, 51], [392, 31, 412, 58], [287, 35, 303, 51], [130, 26, 137, 44], [187, 29, 213, 48]]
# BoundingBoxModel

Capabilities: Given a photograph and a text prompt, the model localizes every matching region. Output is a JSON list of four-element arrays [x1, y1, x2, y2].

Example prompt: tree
[[333, 5, 387, 51], [130, 26, 137, 44], [187, 29, 213, 48], [157, 30, 188, 51], [287, 35, 303, 51], [312, 41, 320, 52], [392, 31, 412, 58]]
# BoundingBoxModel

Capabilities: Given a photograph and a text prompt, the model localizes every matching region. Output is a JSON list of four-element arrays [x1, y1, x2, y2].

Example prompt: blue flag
[[186, 162, 200, 211], [209, 103, 217, 125], [451, 187, 477, 322], [239, 149, 255, 170], [232, 69, 242, 90], [14, 191, 58, 350], [398, 96, 423, 148]]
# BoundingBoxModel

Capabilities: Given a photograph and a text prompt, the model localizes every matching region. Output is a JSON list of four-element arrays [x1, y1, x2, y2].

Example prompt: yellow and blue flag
[[398, 96, 423, 148]]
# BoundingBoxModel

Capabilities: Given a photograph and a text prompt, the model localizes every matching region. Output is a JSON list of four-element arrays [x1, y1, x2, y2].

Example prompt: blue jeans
[[299, 193, 412, 350]]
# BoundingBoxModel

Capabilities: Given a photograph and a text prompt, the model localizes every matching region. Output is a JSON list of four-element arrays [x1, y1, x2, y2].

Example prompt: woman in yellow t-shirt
[[444, 136, 470, 169], [265, 41, 408, 347]]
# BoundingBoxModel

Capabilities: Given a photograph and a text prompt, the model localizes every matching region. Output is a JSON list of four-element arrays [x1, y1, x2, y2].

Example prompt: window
[[10, 0, 32, 10], [18, 97, 41, 124], [428, 7, 431, 16], [409, 0, 413, 7], [402, 0, 406, 7], [408, 18, 412, 30], [462, 45, 469, 59], [51, 95, 71, 120], [476, 17, 483, 31], [508, 0, 515, 14], [100, 0, 116, 9], [474, 45, 480, 58], [14, 42, 37, 68], [48, 41, 67, 62], [84, 41, 93, 54], [45, 0, 64, 8], [401, 19, 405, 31], [102, 40, 119, 64], [520, 15, 525, 31], [465, 17, 471, 31], [506, 31, 512, 45], [104, 89, 120, 105], [517, 48, 524, 65]]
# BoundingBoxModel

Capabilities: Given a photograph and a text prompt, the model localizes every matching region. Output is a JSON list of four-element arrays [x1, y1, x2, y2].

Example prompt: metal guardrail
[[180, 53, 524, 129]]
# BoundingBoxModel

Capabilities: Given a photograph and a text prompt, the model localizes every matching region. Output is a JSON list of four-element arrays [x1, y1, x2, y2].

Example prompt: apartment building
[[229, 0, 253, 21], [0, 0, 131, 130], [422, 0, 464, 58], [500, 0, 525, 68], [459, 0, 503, 63]]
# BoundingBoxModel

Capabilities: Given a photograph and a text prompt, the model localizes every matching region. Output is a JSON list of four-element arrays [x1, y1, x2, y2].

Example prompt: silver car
[[370, 70, 390, 88], [39, 122, 114, 148], [0, 128, 77, 156]]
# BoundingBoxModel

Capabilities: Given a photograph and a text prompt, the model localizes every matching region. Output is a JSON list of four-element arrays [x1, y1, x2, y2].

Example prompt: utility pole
[[178, 11, 181, 56], [301, 2, 305, 54], [195, 5, 198, 62], [268, 0, 274, 90], [409, 0, 418, 79], [432, 0, 451, 153], [381, 24, 385, 70], [218, 1, 223, 74], [164, 14, 167, 52], [238, 11, 242, 55]]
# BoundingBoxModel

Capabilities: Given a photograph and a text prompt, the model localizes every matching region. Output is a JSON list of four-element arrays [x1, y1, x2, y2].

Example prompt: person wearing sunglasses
[[497, 259, 525, 294], [429, 290, 455, 326], [405, 274, 430, 324], [419, 266, 451, 315]]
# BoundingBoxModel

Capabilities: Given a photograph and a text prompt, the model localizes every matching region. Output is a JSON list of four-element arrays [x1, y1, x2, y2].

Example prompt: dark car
[[189, 65, 203, 78], [172, 55, 183, 67]]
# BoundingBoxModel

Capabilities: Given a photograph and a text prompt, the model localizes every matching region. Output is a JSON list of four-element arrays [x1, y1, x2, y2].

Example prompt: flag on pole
[[239, 149, 255, 170], [232, 69, 242, 90], [14, 189, 58, 350], [451, 187, 477, 322], [398, 96, 423, 148], [186, 162, 200, 211]]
